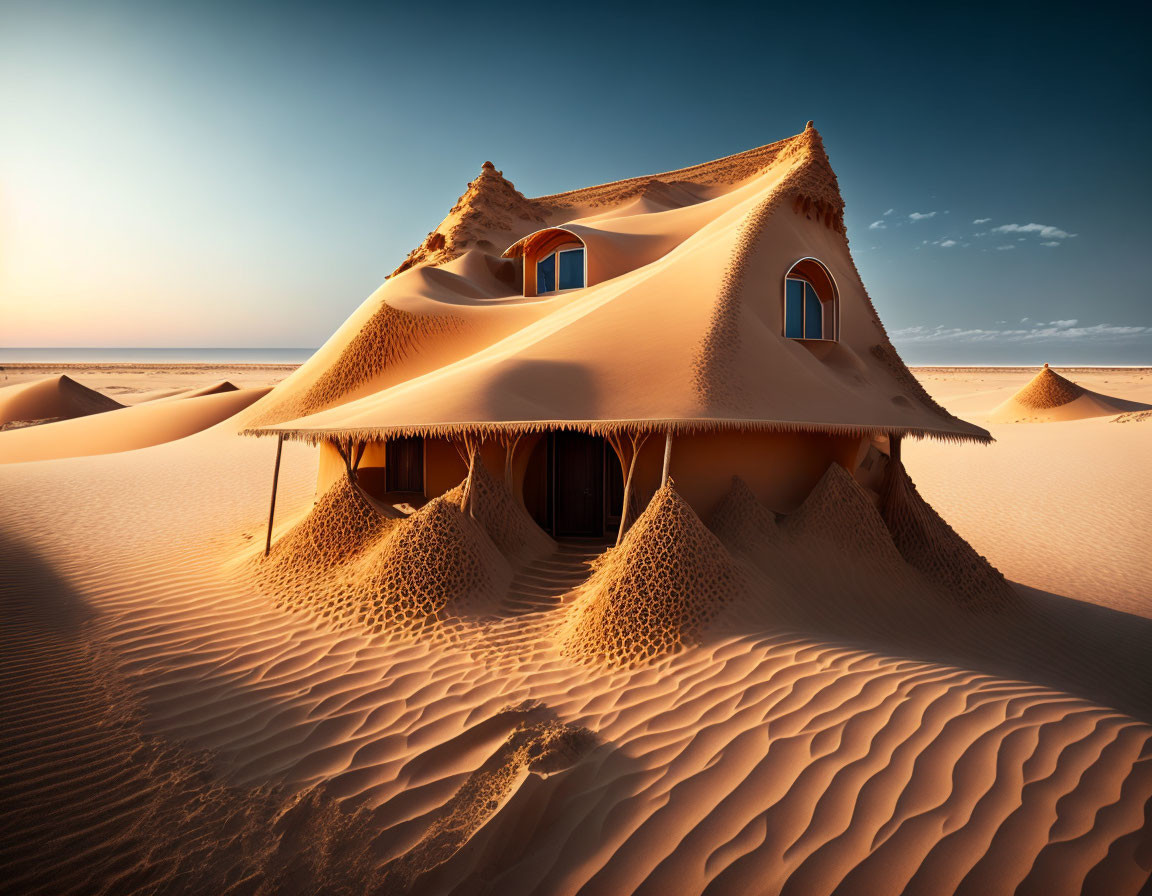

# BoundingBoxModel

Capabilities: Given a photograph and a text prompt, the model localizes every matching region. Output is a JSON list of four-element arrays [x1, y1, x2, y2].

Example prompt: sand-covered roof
[[243, 124, 989, 444]]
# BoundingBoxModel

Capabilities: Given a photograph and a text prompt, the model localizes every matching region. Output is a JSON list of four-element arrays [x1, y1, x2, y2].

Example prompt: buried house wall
[[316, 428, 867, 528], [316, 440, 346, 498], [623, 429, 867, 521], [316, 435, 516, 504]]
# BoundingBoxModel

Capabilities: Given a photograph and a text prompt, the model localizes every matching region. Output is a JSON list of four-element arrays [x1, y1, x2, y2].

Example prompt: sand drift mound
[[991, 364, 1151, 422], [710, 462, 1016, 619], [259, 464, 553, 631], [560, 483, 748, 666], [782, 461, 904, 566], [880, 457, 1015, 609], [263, 461, 1017, 652]]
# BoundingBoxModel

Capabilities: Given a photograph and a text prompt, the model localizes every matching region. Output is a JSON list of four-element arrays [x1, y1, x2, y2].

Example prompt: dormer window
[[537, 247, 585, 294], [784, 258, 838, 341], [508, 228, 589, 297]]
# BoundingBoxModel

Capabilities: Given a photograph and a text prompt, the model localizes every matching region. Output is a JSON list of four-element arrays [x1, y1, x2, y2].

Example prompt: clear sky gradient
[[2, 0, 1149, 363]]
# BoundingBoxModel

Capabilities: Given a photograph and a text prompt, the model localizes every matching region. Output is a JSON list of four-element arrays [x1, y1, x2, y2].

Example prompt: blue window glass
[[557, 248, 585, 290], [785, 279, 804, 338], [536, 252, 556, 294], [804, 283, 823, 339]]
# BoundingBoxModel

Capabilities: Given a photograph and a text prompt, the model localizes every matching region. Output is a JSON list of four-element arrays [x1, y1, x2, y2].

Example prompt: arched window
[[784, 258, 838, 341], [503, 228, 588, 297]]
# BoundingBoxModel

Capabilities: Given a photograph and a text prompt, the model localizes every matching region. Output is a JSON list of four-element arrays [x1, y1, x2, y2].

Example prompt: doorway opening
[[522, 431, 623, 538]]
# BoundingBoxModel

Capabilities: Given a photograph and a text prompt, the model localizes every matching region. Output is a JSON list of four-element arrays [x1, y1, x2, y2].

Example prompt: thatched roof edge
[[241, 416, 992, 446]]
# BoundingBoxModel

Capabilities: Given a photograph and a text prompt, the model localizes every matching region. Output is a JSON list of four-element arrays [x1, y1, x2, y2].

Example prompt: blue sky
[[1, 0, 1149, 363]]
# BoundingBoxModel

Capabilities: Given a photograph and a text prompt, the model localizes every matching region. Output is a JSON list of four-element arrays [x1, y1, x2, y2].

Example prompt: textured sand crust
[[2, 427, 1151, 894], [559, 483, 748, 665], [257, 461, 552, 632]]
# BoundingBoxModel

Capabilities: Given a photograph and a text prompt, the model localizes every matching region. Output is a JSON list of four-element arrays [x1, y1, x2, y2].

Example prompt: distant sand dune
[[126, 379, 239, 404], [0, 374, 122, 429], [0, 386, 269, 463], [991, 365, 1151, 422]]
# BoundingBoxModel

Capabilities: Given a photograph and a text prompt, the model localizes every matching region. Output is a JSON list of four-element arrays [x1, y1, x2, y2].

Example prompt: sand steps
[[501, 539, 607, 615]]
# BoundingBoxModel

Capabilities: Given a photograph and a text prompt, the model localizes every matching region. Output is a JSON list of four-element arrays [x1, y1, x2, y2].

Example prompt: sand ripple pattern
[[1, 435, 1150, 894]]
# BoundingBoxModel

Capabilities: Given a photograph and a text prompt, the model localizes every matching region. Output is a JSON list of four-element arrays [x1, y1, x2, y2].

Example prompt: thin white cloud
[[883, 208, 895, 216], [996, 244, 1016, 250], [1041, 240, 1060, 247], [938, 239, 957, 247], [869, 220, 886, 230], [909, 211, 937, 221], [973, 217, 991, 224], [891, 321, 1149, 344], [992, 222, 1076, 240]]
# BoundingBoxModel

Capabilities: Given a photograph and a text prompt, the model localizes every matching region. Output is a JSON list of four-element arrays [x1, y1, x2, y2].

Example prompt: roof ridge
[[529, 126, 815, 206]]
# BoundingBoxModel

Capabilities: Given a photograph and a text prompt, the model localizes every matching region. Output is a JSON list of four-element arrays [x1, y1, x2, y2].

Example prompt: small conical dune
[[1012, 364, 1084, 408], [356, 493, 512, 630], [0, 375, 122, 428], [259, 475, 512, 631], [990, 364, 1151, 422], [446, 459, 555, 565], [263, 476, 390, 574], [781, 462, 903, 565], [560, 482, 746, 665], [709, 475, 781, 556]]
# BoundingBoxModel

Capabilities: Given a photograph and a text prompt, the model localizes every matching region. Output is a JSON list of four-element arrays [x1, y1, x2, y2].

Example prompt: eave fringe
[[241, 416, 992, 446]]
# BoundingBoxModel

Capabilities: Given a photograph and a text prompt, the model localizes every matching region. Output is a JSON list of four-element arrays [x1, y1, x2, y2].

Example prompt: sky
[[1, 0, 1150, 364]]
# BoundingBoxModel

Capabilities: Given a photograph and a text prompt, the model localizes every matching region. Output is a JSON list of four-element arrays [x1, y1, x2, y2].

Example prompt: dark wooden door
[[385, 436, 424, 493], [553, 432, 604, 537]]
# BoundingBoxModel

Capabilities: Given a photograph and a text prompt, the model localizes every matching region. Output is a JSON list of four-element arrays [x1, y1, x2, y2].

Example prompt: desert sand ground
[[0, 366, 1149, 895]]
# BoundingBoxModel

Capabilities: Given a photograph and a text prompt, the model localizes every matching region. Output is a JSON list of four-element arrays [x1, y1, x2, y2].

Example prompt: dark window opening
[[536, 252, 556, 294], [557, 248, 585, 290], [785, 276, 831, 340], [536, 246, 584, 295], [385, 436, 424, 493]]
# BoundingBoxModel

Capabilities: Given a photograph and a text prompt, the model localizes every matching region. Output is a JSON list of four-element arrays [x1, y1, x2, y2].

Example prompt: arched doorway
[[522, 431, 623, 538]]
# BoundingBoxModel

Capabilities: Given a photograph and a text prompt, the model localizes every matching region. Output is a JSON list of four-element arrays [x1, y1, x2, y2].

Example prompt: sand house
[[242, 123, 1000, 605]]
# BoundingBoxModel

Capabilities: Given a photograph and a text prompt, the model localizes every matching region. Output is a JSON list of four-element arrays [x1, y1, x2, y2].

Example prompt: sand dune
[[0, 374, 122, 429], [990, 365, 1151, 422], [0, 386, 269, 463], [126, 379, 239, 404], [0, 412, 1149, 893]]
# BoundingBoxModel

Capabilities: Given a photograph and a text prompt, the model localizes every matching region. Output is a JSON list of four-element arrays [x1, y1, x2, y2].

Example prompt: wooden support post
[[660, 429, 673, 487], [352, 439, 367, 475], [889, 433, 902, 465], [334, 438, 355, 482], [264, 435, 284, 557], [459, 434, 480, 516], [615, 432, 646, 547], [504, 433, 521, 491]]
